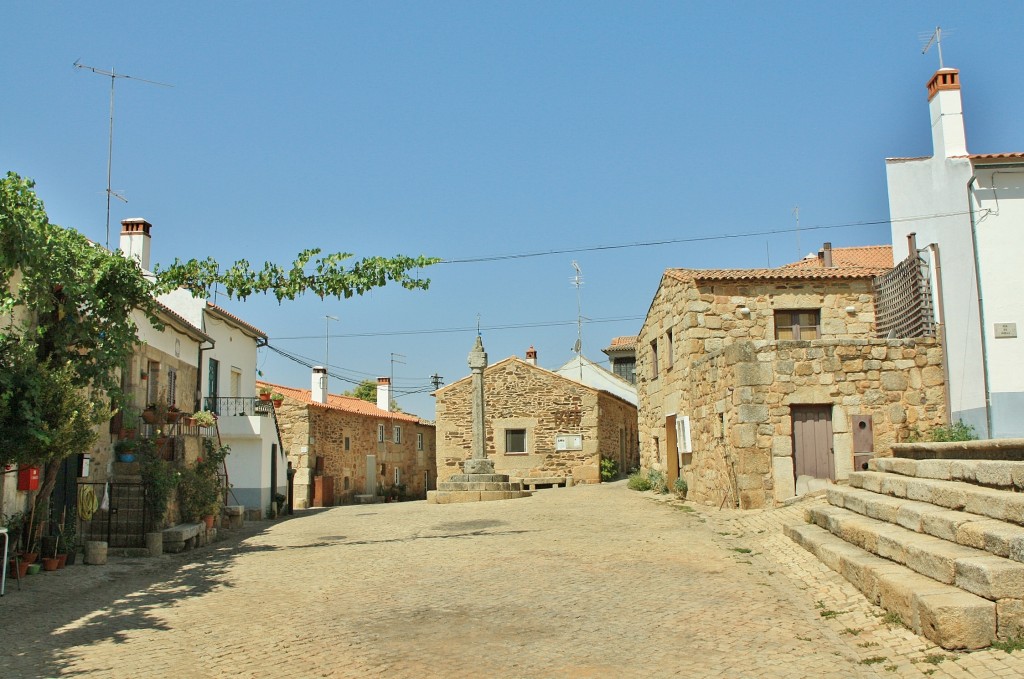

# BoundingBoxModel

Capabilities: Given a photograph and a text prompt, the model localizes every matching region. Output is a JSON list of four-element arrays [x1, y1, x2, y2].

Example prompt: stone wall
[[276, 398, 436, 507], [435, 358, 637, 484], [638, 273, 947, 510]]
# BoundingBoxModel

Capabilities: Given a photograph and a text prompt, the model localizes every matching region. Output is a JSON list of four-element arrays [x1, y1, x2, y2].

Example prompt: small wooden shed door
[[792, 405, 834, 481]]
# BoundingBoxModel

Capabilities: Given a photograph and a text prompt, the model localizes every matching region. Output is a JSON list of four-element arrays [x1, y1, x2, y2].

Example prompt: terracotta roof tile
[[207, 302, 267, 339], [967, 152, 1024, 160], [603, 335, 638, 353], [257, 380, 427, 424], [781, 245, 893, 270], [665, 265, 888, 283]]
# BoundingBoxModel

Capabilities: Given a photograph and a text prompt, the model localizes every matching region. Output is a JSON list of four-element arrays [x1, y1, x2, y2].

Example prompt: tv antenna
[[73, 60, 173, 249], [921, 27, 949, 69], [390, 353, 406, 409], [792, 205, 801, 260], [571, 261, 584, 379]]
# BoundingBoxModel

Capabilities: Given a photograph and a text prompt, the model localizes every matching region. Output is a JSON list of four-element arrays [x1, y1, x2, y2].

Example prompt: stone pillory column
[[426, 335, 531, 504], [463, 335, 494, 475]]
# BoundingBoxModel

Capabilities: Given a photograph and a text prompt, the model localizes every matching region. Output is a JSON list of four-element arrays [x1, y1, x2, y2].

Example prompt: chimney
[[820, 242, 833, 268], [907, 232, 918, 255], [525, 346, 537, 366], [311, 367, 328, 404], [377, 377, 391, 412], [926, 68, 967, 158], [119, 218, 153, 270]]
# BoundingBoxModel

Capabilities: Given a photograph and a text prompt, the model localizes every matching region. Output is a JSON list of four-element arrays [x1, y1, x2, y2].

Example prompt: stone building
[[602, 335, 638, 385], [638, 244, 948, 509], [434, 350, 639, 485], [268, 371, 436, 507]]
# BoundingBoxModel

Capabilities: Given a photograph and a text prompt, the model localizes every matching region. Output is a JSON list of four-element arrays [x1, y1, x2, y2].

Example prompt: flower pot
[[203, 515, 215, 531], [26, 563, 41, 575], [142, 409, 159, 424], [272, 399, 283, 409], [258, 392, 271, 401], [8, 558, 29, 579], [20, 551, 38, 565], [185, 417, 197, 427], [166, 411, 182, 423], [65, 550, 77, 566], [57, 553, 68, 569], [117, 452, 136, 463], [42, 557, 59, 571]]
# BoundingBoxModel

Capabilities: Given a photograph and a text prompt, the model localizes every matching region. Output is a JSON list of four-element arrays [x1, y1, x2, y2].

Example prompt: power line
[[272, 314, 644, 342], [436, 210, 971, 265]]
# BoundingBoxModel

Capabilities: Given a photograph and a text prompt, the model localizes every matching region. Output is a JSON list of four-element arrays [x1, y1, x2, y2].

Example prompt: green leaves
[[155, 249, 441, 302]]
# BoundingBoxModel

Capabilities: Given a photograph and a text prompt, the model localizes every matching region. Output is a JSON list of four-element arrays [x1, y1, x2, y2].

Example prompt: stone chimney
[[927, 68, 967, 158], [119, 218, 152, 270], [525, 346, 537, 366], [820, 242, 833, 268], [377, 377, 391, 412], [311, 367, 328, 404]]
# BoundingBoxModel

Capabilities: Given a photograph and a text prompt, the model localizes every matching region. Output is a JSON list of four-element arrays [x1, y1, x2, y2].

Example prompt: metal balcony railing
[[203, 396, 272, 418]]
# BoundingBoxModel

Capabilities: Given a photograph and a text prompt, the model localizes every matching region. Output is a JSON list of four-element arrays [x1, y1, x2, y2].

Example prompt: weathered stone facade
[[435, 357, 639, 484], [273, 386, 436, 507], [638, 261, 947, 509]]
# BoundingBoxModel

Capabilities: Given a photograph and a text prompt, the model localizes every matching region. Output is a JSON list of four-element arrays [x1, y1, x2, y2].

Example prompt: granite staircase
[[786, 457, 1024, 650]]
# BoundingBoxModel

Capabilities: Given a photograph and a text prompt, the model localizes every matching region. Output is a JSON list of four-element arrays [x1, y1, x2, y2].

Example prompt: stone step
[[828, 486, 1024, 562], [875, 458, 1024, 490], [785, 522, 1000, 649], [426, 489, 531, 504], [808, 504, 1024, 601], [436, 481, 524, 492], [849, 471, 1024, 526]]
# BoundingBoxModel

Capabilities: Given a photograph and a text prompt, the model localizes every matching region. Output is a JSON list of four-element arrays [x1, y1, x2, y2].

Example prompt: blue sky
[[4, 2, 1024, 418]]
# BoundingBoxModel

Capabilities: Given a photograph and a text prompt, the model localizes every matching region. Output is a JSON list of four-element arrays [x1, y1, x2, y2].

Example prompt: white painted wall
[[554, 354, 638, 406]]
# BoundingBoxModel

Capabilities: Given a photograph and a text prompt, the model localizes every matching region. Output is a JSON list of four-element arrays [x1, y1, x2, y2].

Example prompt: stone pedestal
[[427, 472, 531, 504]]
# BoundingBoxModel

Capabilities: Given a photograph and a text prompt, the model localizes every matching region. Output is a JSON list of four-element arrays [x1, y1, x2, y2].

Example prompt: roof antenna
[[74, 61, 173, 249], [921, 26, 946, 69], [792, 205, 801, 260], [571, 261, 585, 381]]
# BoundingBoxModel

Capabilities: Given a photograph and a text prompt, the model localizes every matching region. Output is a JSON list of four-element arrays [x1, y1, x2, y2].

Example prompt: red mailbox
[[17, 465, 40, 491]]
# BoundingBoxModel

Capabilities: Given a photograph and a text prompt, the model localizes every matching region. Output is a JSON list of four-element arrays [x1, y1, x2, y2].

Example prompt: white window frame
[[505, 428, 527, 455], [378, 424, 385, 442], [416, 432, 423, 451], [675, 415, 692, 454], [393, 425, 402, 444]]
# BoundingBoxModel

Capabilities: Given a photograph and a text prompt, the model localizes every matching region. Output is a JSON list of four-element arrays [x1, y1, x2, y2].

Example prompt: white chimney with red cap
[[377, 377, 391, 412], [927, 68, 967, 158], [312, 367, 328, 404], [525, 346, 537, 366], [119, 218, 152, 270]]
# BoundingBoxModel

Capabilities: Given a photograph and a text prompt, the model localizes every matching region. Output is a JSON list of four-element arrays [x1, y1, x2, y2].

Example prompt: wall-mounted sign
[[555, 434, 583, 451], [995, 323, 1018, 339]]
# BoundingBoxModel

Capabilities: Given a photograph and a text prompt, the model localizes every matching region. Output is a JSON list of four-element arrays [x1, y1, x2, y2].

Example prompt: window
[[650, 339, 659, 378], [344, 436, 350, 451], [394, 467, 401, 485], [774, 309, 820, 340], [378, 424, 385, 442], [417, 432, 424, 451], [612, 357, 636, 384], [230, 368, 242, 398], [505, 429, 527, 454], [393, 426, 402, 444], [167, 368, 177, 407], [666, 329, 674, 370]]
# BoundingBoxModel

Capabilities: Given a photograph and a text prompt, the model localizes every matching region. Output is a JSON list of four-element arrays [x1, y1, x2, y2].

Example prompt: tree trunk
[[31, 459, 61, 542]]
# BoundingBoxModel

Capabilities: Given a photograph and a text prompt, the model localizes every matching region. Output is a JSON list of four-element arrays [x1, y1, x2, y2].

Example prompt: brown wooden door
[[792, 405, 834, 481], [665, 414, 679, 484]]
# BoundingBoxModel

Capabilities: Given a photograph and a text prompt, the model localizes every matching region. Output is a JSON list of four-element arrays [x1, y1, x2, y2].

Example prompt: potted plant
[[143, 394, 169, 424], [192, 410, 217, 428], [177, 439, 230, 526], [166, 404, 182, 423], [258, 385, 273, 401], [114, 437, 138, 462], [139, 438, 180, 531], [120, 405, 140, 439], [271, 392, 284, 408]]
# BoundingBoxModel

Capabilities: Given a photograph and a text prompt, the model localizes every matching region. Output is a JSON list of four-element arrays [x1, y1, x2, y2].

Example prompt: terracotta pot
[[203, 515, 215, 530], [42, 557, 59, 571], [57, 553, 68, 569], [185, 417, 197, 427], [166, 410, 182, 423], [258, 393, 271, 401], [8, 559, 29, 579], [20, 551, 38, 565], [142, 409, 159, 424], [272, 399, 283, 409]]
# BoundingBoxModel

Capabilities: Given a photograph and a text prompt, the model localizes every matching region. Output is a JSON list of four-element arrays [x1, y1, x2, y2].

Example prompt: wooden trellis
[[873, 253, 936, 339]]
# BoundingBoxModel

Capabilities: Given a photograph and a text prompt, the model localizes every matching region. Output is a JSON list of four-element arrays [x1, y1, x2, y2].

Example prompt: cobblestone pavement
[[4, 483, 1024, 678]]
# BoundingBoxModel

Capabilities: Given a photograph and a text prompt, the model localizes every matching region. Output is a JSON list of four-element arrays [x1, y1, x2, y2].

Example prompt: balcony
[[204, 397, 274, 439]]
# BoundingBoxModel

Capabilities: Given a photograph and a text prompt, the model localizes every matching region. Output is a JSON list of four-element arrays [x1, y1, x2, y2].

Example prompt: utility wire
[[436, 211, 972, 264]]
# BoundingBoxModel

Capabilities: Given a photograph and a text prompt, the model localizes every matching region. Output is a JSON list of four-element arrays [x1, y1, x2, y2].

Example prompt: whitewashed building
[[886, 68, 1024, 438]]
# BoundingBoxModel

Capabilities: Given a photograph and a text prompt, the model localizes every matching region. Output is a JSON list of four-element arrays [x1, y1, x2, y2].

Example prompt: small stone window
[[505, 429, 527, 455], [417, 432, 424, 451], [344, 436, 350, 451], [774, 309, 820, 340], [378, 424, 385, 442], [650, 339, 659, 378], [393, 426, 402, 444]]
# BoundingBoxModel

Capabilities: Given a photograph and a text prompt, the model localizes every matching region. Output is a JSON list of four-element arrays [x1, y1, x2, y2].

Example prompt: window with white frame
[[393, 425, 402, 444], [417, 432, 423, 451], [505, 428, 527, 454], [344, 436, 350, 451], [378, 424, 385, 442]]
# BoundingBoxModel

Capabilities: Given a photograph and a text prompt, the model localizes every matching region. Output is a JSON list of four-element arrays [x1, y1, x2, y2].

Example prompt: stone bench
[[223, 505, 245, 529], [517, 477, 569, 491], [162, 523, 203, 553]]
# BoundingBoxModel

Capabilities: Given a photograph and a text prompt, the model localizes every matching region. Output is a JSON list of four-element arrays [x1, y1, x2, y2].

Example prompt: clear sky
[[4, 2, 1024, 419]]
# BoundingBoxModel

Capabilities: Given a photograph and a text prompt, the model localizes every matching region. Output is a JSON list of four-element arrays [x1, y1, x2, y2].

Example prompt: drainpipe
[[928, 243, 953, 426], [967, 175, 994, 438]]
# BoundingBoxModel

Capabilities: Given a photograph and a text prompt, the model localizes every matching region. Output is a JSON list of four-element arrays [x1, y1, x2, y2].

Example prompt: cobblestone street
[[4, 482, 1024, 678]]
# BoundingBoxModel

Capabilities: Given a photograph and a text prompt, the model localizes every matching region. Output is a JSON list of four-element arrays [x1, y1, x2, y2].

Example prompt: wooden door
[[665, 414, 679, 484], [791, 405, 834, 481]]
